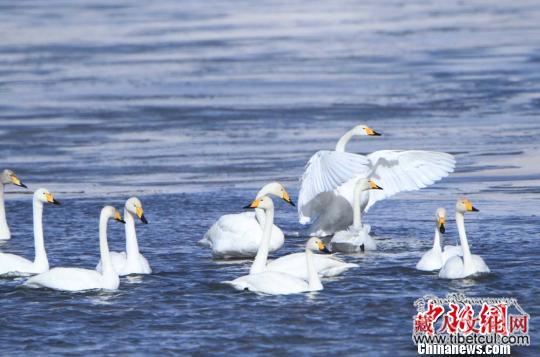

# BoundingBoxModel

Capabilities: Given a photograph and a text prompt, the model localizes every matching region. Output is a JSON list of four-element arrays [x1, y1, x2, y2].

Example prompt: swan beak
[[369, 180, 383, 190], [45, 192, 61, 205], [114, 211, 126, 224], [136, 206, 148, 224], [317, 241, 331, 254], [365, 127, 381, 136], [243, 198, 261, 209], [438, 217, 446, 234], [465, 201, 479, 212], [282, 191, 295, 207], [11, 175, 27, 188]]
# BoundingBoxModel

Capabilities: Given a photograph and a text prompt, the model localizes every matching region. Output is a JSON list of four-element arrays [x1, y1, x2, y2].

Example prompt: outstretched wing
[[364, 150, 455, 211], [298, 150, 371, 223]]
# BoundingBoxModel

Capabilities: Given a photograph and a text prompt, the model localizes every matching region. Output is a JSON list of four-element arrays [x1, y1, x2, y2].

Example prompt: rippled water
[[1, 0, 539, 355]]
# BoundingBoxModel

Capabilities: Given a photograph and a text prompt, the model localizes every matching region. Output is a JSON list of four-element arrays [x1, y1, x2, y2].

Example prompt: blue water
[[1, 0, 539, 355]]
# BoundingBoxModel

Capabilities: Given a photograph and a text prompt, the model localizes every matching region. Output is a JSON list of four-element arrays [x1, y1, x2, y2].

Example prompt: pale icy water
[[1, 0, 539, 355]]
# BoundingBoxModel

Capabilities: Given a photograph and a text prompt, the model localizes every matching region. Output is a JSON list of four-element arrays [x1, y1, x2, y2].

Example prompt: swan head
[[125, 197, 148, 224], [356, 178, 383, 191], [306, 237, 331, 254], [436, 207, 446, 233], [102, 205, 126, 224], [34, 188, 60, 205], [1, 169, 27, 188], [456, 198, 479, 214], [243, 195, 274, 211], [256, 182, 295, 206], [352, 124, 381, 137]]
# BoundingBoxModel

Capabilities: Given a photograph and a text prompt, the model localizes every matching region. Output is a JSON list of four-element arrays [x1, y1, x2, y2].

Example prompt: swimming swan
[[0, 169, 28, 240], [298, 125, 456, 236], [245, 193, 357, 279], [0, 188, 59, 276], [96, 197, 150, 276], [438, 198, 490, 279], [200, 182, 295, 258], [25, 206, 125, 291], [330, 178, 383, 253], [225, 196, 328, 295], [416, 208, 462, 271]]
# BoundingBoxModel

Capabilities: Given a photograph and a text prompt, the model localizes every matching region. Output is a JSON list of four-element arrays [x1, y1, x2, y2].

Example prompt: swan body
[[226, 270, 316, 295], [330, 178, 382, 253], [200, 182, 294, 258], [0, 169, 27, 240], [96, 197, 151, 275], [439, 198, 490, 279], [224, 196, 327, 295], [442, 245, 463, 263], [265, 252, 357, 279], [227, 238, 328, 295], [0, 188, 59, 276], [331, 227, 377, 253], [25, 206, 125, 291], [298, 125, 456, 236], [201, 211, 284, 258]]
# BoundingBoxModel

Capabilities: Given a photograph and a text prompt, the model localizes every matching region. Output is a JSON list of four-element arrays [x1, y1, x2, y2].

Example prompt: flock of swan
[[0, 124, 490, 295], [0, 171, 149, 291]]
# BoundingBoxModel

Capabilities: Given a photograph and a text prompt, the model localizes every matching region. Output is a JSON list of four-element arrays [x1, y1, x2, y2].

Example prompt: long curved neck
[[456, 212, 472, 265], [335, 129, 356, 152], [32, 198, 48, 270], [306, 249, 323, 291], [352, 184, 363, 229], [250, 208, 274, 274], [0, 184, 9, 238], [254, 189, 266, 226], [99, 212, 115, 276], [254, 208, 265, 226], [124, 208, 140, 263], [433, 227, 441, 251]]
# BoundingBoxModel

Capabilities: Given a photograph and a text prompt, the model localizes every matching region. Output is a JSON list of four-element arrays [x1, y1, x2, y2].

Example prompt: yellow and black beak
[[365, 127, 382, 136], [136, 206, 148, 224], [11, 175, 27, 188], [243, 198, 261, 209], [114, 211, 126, 224], [465, 201, 479, 212], [317, 240, 331, 254], [438, 217, 446, 234], [369, 180, 383, 190], [282, 191, 295, 207], [45, 192, 61, 205]]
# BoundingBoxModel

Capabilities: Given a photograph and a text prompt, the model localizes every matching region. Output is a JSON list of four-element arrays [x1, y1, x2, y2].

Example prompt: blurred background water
[[0, 0, 539, 355]]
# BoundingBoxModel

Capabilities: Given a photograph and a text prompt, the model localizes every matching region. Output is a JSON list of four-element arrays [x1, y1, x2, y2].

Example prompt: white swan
[[330, 178, 382, 253], [265, 243, 358, 279], [0, 169, 27, 240], [25, 206, 125, 291], [199, 182, 294, 258], [0, 188, 59, 276], [416, 208, 462, 271], [224, 196, 328, 295], [439, 198, 490, 279], [96, 197, 150, 276], [298, 125, 456, 236]]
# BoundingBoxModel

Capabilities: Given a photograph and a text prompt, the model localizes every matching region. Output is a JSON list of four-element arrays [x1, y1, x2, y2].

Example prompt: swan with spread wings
[[298, 125, 456, 236]]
